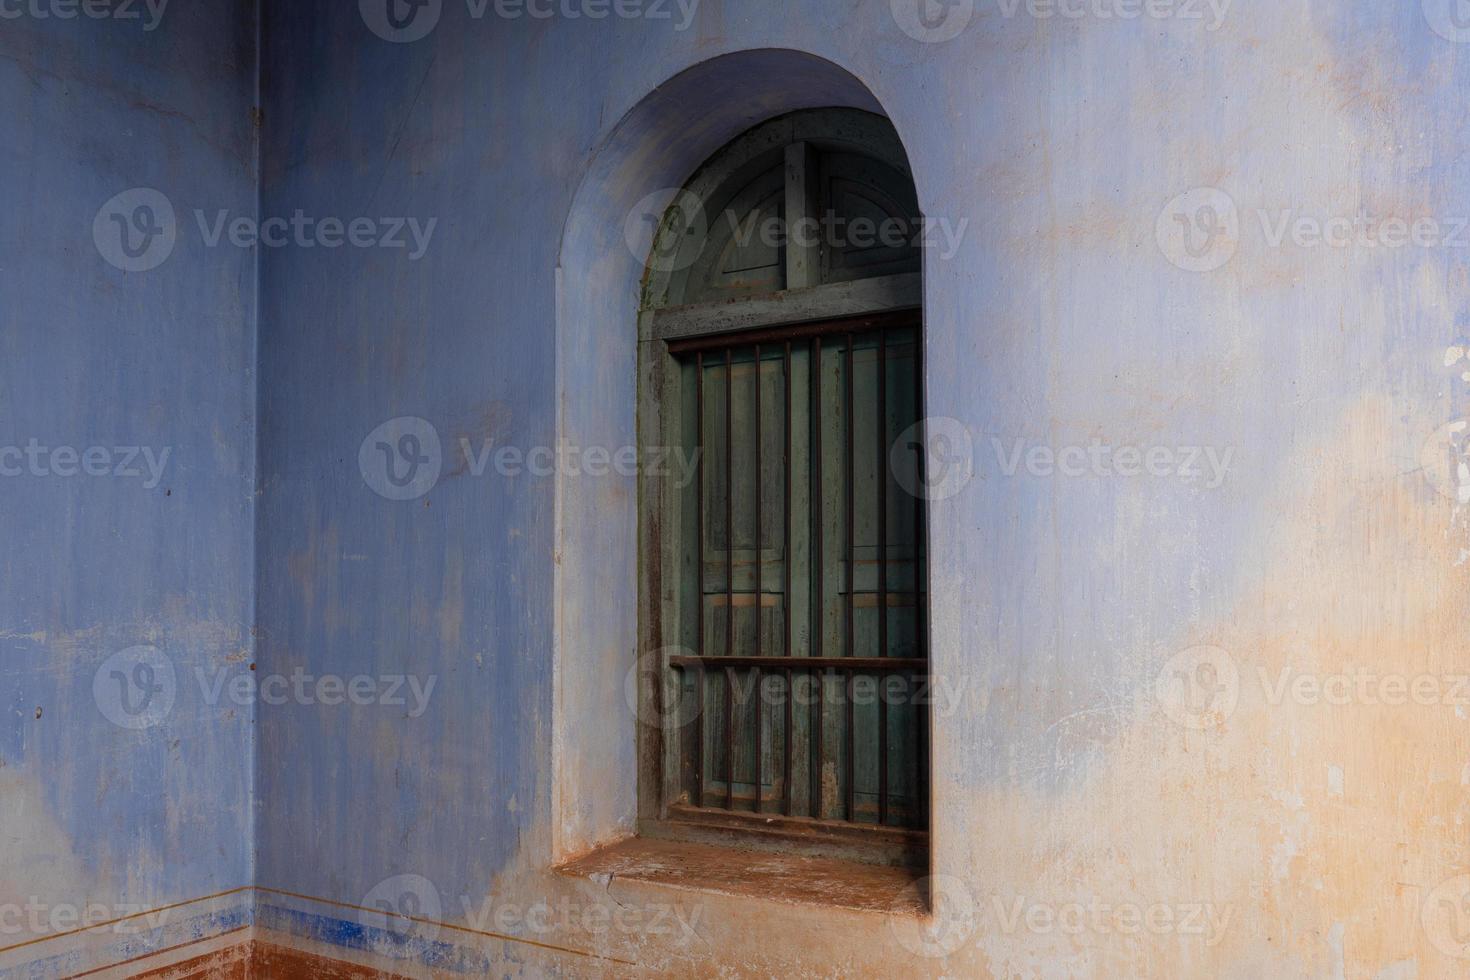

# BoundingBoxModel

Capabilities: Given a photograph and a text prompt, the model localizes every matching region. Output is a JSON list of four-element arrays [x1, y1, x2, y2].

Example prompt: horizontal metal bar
[[664, 309, 921, 355], [671, 656, 927, 672]]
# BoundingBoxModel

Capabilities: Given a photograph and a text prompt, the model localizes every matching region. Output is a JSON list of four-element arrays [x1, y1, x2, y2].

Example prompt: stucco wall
[[7, 0, 1470, 975], [255, 2, 1470, 975], [0, 2, 259, 976]]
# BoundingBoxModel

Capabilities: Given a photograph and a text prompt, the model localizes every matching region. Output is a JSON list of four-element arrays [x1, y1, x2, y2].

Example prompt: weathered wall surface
[[0, 0, 1442, 975], [257, 1, 1470, 976], [0, 2, 260, 977]]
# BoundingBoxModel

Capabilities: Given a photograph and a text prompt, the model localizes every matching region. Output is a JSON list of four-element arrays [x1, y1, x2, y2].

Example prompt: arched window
[[637, 109, 928, 866]]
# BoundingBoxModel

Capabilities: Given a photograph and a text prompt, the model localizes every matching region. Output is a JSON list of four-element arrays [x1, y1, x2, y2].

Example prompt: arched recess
[[552, 50, 924, 863]]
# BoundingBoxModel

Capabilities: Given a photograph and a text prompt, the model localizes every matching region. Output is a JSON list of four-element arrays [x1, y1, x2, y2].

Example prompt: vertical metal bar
[[845, 334, 856, 823], [912, 330, 924, 660], [811, 337, 823, 819], [914, 331, 928, 830], [783, 341, 793, 817], [724, 664, 735, 812], [877, 330, 889, 826], [725, 347, 735, 811], [693, 352, 705, 809], [752, 344, 763, 812]]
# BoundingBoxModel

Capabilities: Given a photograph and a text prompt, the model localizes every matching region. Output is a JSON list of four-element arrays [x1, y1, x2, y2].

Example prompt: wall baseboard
[[132, 940, 407, 980]]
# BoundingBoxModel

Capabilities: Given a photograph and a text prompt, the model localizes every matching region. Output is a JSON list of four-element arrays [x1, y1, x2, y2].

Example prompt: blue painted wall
[[254, 2, 1470, 974], [0, 1, 257, 973], [7, 0, 1470, 974]]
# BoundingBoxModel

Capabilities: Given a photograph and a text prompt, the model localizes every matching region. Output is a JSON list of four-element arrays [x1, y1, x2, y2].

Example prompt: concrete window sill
[[555, 836, 926, 916]]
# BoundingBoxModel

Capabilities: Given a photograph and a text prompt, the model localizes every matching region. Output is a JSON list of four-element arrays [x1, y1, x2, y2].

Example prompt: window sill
[[554, 836, 926, 916]]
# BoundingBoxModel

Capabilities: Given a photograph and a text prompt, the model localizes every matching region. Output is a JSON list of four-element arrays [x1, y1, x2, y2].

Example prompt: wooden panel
[[652, 273, 920, 343], [817, 151, 922, 285], [671, 325, 925, 829]]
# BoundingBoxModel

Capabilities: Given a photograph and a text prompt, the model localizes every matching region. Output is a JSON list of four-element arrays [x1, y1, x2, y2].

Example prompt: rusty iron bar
[[670, 656, 926, 671], [753, 343, 763, 813], [845, 334, 856, 823], [664, 309, 920, 355], [878, 330, 889, 826], [783, 340, 793, 818], [693, 351, 705, 809], [677, 322, 926, 828], [725, 347, 735, 812], [914, 329, 928, 831], [811, 335, 823, 820]]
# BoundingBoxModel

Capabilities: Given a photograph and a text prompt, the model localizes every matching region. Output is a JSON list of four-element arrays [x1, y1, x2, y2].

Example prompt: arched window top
[[643, 109, 920, 310]]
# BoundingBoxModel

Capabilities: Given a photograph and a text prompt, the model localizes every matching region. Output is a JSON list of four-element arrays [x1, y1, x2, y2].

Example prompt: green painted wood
[[672, 327, 924, 826]]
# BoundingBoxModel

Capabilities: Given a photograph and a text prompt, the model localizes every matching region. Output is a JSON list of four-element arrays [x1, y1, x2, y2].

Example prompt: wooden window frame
[[634, 111, 930, 868]]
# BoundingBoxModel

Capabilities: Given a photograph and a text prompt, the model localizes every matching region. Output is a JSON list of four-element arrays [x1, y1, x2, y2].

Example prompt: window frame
[[634, 109, 930, 868]]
